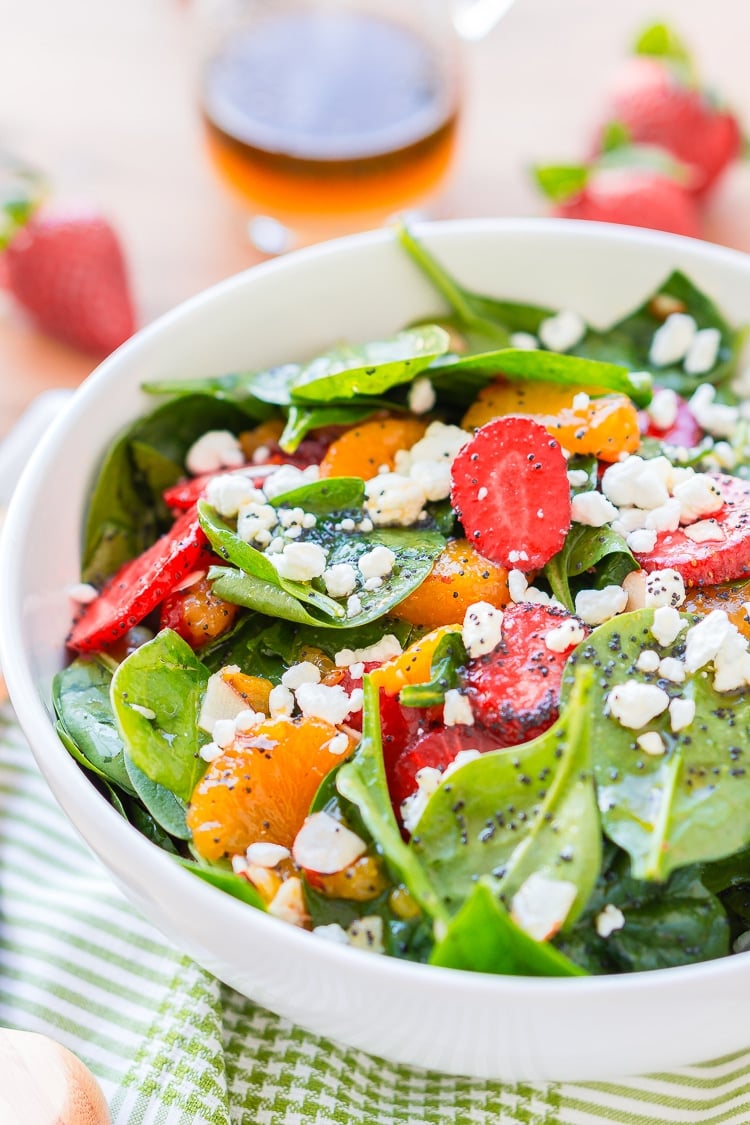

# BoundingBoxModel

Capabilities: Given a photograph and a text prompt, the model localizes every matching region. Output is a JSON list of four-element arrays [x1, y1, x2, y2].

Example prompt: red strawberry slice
[[550, 165, 700, 238], [68, 508, 210, 653], [463, 603, 586, 745], [632, 473, 750, 586], [638, 391, 702, 448], [389, 725, 499, 814], [5, 209, 136, 355], [450, 416, 571, 571]]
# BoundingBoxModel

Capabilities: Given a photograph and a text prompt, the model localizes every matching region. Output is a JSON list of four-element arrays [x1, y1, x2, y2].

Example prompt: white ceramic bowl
[[4, 218, 750, 1083]]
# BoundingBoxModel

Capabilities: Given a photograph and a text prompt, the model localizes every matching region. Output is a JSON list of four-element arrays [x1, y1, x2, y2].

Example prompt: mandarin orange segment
[[318, 416, 428, 479], [390, 538, 510, 630], [369, 625, 460, 696], [462, 379, 640, 462], [311, 855, 388, 901], [187, 716, 354, 860], [239, 418, 285, 460], [222, 671, 273, 714], [682, 580, 750, 639]]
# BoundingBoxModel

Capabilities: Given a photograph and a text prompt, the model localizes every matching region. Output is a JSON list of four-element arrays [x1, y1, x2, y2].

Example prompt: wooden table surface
[[1, 0, 749, 437]]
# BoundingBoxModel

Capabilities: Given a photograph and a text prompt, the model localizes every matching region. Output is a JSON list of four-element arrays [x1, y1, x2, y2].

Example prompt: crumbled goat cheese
[[649, 313, 696, 367], [358, 545, 396, 580], [688, 384, 739, 439], [185, 430, 245, 475], [322, 563, 358, 598], [538, 309, 586, 353], [644, 569, 686, 609], [509, 331, 539, 350], [263, 463, 319, 501], [595, 904, 626, 938], [292, 811, 368, 874], [212, 717, 236, 748], [673, 474, 724, 524], [281, 662, 321, 690], [545, 619, 586, 653], [462, 602, 503, 658], [658, 656, 686, 683], [347, 916, 385, 953], [571, 490, 618, 527], [567, 469, 589, 488], [651, 605, 685, 647], [268, 684, 295, 719], [684, 327, 721, 376], [511, 874, 578, 941], [335, 634, 403, 668], [234, 708, 264, 733], [443, 689, 474, 728], [572, 391, 590, 411], [393, 421, 471, 503], [271, 542, 328, 582], [575, 585, 628, 626], [237, 501, 278, 544], [326, 732, 350, 756], [313, 923, 350, 945], [684, 610, 732, 673], [607, 681, 670, 729], [347, 593, 363, 617], [637, 731, 666, 756], [601, 455, 676, 510], [295, 683, 358, 725], [646, 387, 679, 431], [246, 843, 290, 868], [347, 662, 364, 681], [683, 519, 726, 543], [199, 741, 222, 763], [644, 498, 681, 533], [626, 528, 658, 553], [508, 570, 528, 602], [364, 472, 426, 526], [635, 649, 660, 673], [408, 376, 436, 415], [206, 472, 262, 517], [712, 628, 750, 692], [669, 697, 696, 732]]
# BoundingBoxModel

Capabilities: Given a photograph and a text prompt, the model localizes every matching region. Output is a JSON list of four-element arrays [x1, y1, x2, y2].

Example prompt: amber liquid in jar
[[201, 8, 460, 219]]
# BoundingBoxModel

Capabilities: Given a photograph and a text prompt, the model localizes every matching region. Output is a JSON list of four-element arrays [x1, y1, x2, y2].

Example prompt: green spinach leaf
[[269, 476, 365, 514], [123, 753, 190, 839], [111, 629, 210, 802], [53, 657, 135, 794], [399, 630, 465, 707], [177, 858, 266, 910], [543, 525, 637, 612], [279, 403, 389, 453]]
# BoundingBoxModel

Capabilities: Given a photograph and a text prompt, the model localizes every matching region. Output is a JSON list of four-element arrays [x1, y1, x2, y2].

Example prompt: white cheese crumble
[[322, 562, 358, 598], [574, 585, 628, 626], [292, 811, 367, 874], [364, 472, 426, 526], [651, 606, 685, 647], [544, 619, 586, 653], [295, 683, 358, 725], [511, 874, 578, 941], [646, 387, 679, 431], [688, 384, 738, 439], [509, 331, 539, 350], [673, 474, 724, 524], [206, 473, 263, 517], [637, 731, 666, 756], [626, 529, 657, 553], [572, 391, 590, 411], [658, 657, 686, 683], [538, 309, 586, 353], [684, 328, 721, 376], [571, 490, 618, 527], [712, 628, 750, 692], [408, 376, 436, 415], [281, 662, 321, 690], [246, 842, 290, 868], [649, 313, 696, 367], [185, 430, 245, 475], [262, 463, 319, 501], [347, 593, 363, 618], [443, 689, 474, 728], [393, 421, 471, 503], [669, 697, 696, 732], [683, 519, 726, 543], [268, 684, 295, 719], [644, 569, 686, 609], [358, 545, 396, 580], [335, 634, 403, 668], [237, 501, 278, 545], [635, 649, 660, 673], [607, 682, 670, 729], [326, 732, 350, 756], [199, 741, 222, 763], [683, 611, 733, 673], [313, 923, 350, 945], [595, 904, 625, 938], [271, 542, 328, 582], [567, 469, 589, 488], [212, 717, 236, 748], [462, 601, 504, 658]]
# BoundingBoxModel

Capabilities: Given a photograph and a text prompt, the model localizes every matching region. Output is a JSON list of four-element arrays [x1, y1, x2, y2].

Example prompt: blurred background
[[1, 0, 748, 432]]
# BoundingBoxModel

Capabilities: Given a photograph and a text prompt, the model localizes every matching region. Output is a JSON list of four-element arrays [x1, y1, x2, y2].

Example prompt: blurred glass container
[[194, 0, 513, 247]]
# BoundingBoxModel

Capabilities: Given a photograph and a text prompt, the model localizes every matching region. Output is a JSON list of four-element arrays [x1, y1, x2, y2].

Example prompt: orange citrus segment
[[222, 671, 273, 714], [187, 716, 354, 860], [311, 855, 388, 901], [239, 418, 285, 460], [319, 416, 428, 479], [462, 380, 640, 462], [682, 581, 750, 639], [370, 625, 460, 696], [391, 538, 510, 629]]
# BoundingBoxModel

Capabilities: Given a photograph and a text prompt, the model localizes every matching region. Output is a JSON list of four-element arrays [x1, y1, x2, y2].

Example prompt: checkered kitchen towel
[[2, 706, 750, 1124]]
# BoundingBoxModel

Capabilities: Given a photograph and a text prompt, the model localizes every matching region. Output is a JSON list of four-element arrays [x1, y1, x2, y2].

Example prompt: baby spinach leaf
[[53, 656, 135, 795], [544, 525, 637, 612], [269, 477, 365, 514], [411, 666, 601, 922], [399, 630, 466, 708], [56, 721, 113, 785], [573, 271, 741, 397], [142, 371, 279, 414], [430, 880, 585, 976], [279, 402, 387, 453], [337, 676, 449, 927], [556, 844, 729, 974], [562, 609, 750, 881], [209, 568, 330, 627], [177, 858, 266, 910], [289, 326, 450, 403], [702, 845, 750, 895], [122, 798, 180, 854], [123, 753, 190, 840], [111, 629, 210, 802], [429, 349, 653, 407]]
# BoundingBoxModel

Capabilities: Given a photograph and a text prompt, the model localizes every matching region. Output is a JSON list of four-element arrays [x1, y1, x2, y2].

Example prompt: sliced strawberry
[[463, 603, 586, 745], [638, 391, 702, 447], [632, 473, 750, 586], [68, 508, 210, 653], [389, 725, 499, 813], [450, 416, 571, 571]]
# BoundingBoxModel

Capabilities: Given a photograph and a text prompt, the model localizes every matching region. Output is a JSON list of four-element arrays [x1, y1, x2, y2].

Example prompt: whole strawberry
[[535, 148, 701, 238], [597, 24, 743, 196], [4, 210, 136, 355]]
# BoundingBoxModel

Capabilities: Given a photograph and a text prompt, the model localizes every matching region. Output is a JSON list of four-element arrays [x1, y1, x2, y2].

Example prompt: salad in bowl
[[52, 223, 750, 981]]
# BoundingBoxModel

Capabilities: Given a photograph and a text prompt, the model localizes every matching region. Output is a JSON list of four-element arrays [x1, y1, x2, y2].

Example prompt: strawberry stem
[[0, 156, 47, 252], [532, 164, 588, 204]]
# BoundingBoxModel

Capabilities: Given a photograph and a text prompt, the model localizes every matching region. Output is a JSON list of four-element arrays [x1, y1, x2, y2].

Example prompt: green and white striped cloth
[[2, 703, 750, 1125]]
